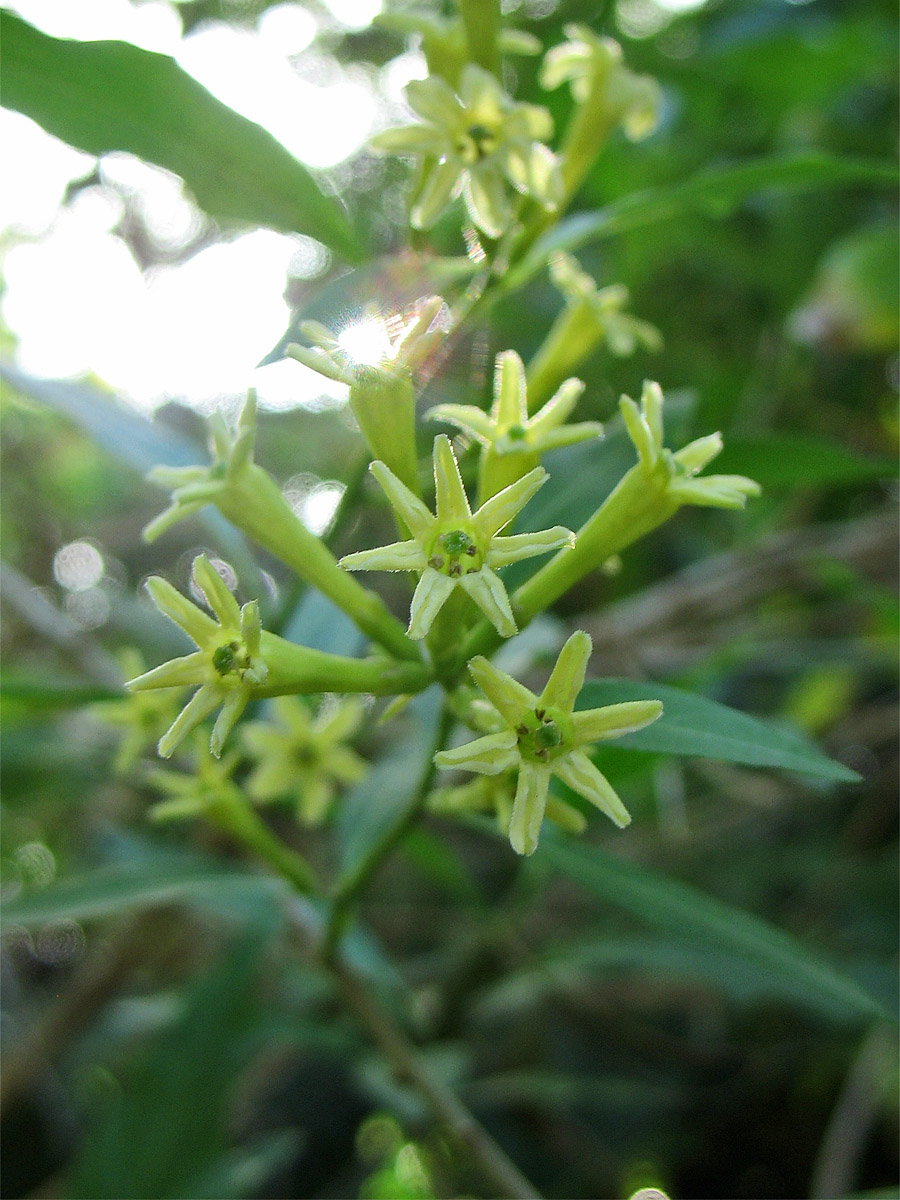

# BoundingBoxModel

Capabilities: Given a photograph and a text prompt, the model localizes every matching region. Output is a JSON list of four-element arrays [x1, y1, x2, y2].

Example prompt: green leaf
[[509, 154, 899, 291], [578, 678, 859, 783], [68, 934, 267, 1199], [540, 835, 890, 1025], [0, 673, 122, 711], [713, 434, 897, 488], [0, 11, 361, 260]]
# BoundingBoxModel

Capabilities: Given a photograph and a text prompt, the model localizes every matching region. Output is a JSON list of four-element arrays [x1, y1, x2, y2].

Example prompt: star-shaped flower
[[92, 649, 184, 773], [428, 772, 587, 839], [145, 737, 243, 823], [428, 349, 601, 457], [550, 252, 663, 358], [339, 434, 574, 640], [126, 554, 267, 759], [541, 26, 662, 142], [242, 696, 367, 826], [434, 631, 663, 855], [622, 381, 762, 510], [370, 64, 562, 238]]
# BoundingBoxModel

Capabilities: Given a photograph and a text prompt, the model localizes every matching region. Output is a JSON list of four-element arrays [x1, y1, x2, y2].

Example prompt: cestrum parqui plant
[[435, 631, 663, 855], [370, 64, 562, 238], [339, 433, 574, 642], [428, 348, 602, 499], [127, 554, 267, 759]]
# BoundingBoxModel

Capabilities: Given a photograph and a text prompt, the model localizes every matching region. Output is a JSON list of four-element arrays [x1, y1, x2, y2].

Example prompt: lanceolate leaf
[[541, 836, 890, 1025], [712, 434, 897, 488], [0, 11, 361, 260], [578, 678, 859, 783]]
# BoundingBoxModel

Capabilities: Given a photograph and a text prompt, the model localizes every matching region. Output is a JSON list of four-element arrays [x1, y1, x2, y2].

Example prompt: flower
[[145, 736, 243, 823], [541, 26, 661, 142], [621, 381, 762, 510], [428, 349, 601, 457], [377, 9, 540, 88], [242, 696, 367, 825], [339, 434, 574, 640], [434, 631, 663, 855], [428, 772, 588, 838], [370, 64, 562, 238], [126, 554, 267, 759], [92, 649, 184, 773], [549, 252, 663, 358]]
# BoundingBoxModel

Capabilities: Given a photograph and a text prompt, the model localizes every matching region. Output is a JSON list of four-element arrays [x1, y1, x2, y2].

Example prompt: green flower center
[[212, 640, 253, 682], [515, 706, 571, 764], [457, 123, 498, 164], [505, 424, 527, 441], [427, 527, 484, 577]]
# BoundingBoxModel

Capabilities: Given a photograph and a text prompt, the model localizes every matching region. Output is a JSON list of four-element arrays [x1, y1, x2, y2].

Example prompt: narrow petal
[[458, 62, 507, 110], [540, 630, 592, 712], [493, 350, 528, 429], [369, 125, 447, 156], [474, 466, 547, 537], [435, 730, 519, 775], [297, 320, 339, 350], [192, 555, 242, 629], [147, 464, 210, 488], [671, 475, 761, 509], [432, 434, 471, 523], [143, 500, 208, 544], [158, 686, 221, 759], [486, 527, 574, 568], [427, 403, 495, 444], [370, 461, 434, 540], [327, 747, 367, 785], [298, 777, 333, 825], [126, 651, 206, 692], [640, 381, 665, 448], [458, 568, 517, 638], [405, 75, 462, 127], [553, 751, 631, 828], [407, 568, 456, 640], [285, 342, 352, 385], [462, 165, 511, 239], [673, 432, 722, 475], [210, 691, 248, 758], [619, 395, 657, 468], [545, 794, 588, 834], [340, 541, 427, 572], [240, 600, 262, 656], [468, 656, 536, 725], [411, 159, 462, 230], [528, 422, 604, 453], [526, 378, 586, 439], [506, 141, 562, 208], [509, 763, 551, 855], [572, 700, 663, 743], [145, 576, 217, 645]]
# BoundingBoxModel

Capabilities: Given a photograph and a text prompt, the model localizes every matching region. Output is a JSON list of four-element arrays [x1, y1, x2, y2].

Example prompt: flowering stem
[[206, 789, 321, 896], [321, 700, 453, 958], [216, 463, 421, 663], [258, 632, 432, 697], [459, 0, 501, 76]]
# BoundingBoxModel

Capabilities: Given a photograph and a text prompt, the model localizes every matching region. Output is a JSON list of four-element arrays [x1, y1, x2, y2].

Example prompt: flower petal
[[673, 432, 723, 474], [405, 75, 463, 127], [552, 750, 631, 827], [671, 475, 761, 509], [369, 461, 434, 540], [340, 540, 427, 572], [433, 434, 472, 523], [126, 651, 206, 691], [540, 630, 592, 712], [462, 165, 511, 239], [145, 576, 218, 646], [427, 403, 495, 444], [619, 394, 658, 468], [210, 691, 248, 758], [458, 567, 517, 638], [192, 554, 242, 630], [411, 159, 462, 230], [285, 342, 352, 385], [474, 466, 547, 537], [526, 377, 586, 439], [571, 699, 663, 743], [370, 124, 447, 156], [407, 568, 456, 640], [492, 350, 528, 430], [158, 685, 222, 759], [434, 730, 519, 775], [640, 380, 665, 448], [509, 763, 551, 855], [468, 655, 536, 725], [486, 527, 574, 568], [527, 422, 603, 453]]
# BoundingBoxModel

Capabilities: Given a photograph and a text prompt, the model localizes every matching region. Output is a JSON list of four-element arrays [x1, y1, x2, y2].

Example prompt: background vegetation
[[1, 0, 897, 1197]]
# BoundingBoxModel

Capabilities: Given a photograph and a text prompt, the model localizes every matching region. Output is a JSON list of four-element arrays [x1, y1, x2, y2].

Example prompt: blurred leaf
[[68, 934, 266, 1199], [0, 673, 121, 710], [0, 11, 361, 259], [401, 828, 483, 904], [540, 836, 891, 1025], [512, 154, 899, 290], [579, 678, 860, 783], [186, 1130, 301, 1200], [713, 433, 897, 487]]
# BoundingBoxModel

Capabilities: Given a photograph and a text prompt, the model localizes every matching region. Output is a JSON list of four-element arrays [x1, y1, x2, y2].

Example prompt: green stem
[[209, 790, 320, 896], [458, 0, 501, 76], [217, 464, 421, 663], [321, 700, 452, 958], [259, 631, 432, 697]]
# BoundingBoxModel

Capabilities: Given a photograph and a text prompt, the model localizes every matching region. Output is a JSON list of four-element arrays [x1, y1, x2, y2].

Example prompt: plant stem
[[321, 700, 453, 957], [328, 957, 542, 1200], [459, 0, 501, 76], [209, 791, 321, 896]]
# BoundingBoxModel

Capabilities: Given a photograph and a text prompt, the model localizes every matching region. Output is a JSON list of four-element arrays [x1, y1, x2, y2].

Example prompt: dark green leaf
[[579, 678, 860, 783], [713, 434, 897, 487], [0, 11, 361, 259], [540, 836, 890, 1025]]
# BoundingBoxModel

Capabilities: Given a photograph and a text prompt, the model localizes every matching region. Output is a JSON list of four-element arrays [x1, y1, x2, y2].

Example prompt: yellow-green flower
[[434, 631, 662, 855], [339, 435, 574, 641], [377, 9, 540, 88], [146, 737, 242, 823], [371, 64, 562, 238], [428, 772, 588, 839], [92, 649, 184, 773], [621, 380, 762, 510], [126, 554, 267, 759], [429, 349, 601, 458], [549, 252, 663, 358], [242, 696, 367, 826], [541, 26, 661, 142]]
